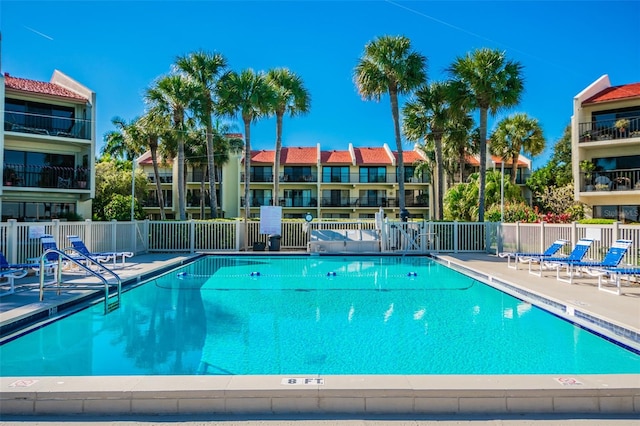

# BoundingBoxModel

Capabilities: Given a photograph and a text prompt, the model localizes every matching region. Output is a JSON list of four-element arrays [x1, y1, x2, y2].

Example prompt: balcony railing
[[580, 168, 640, 192], [147, 174, 173, 183], [4, 111, 92, 140], [3, 164, 90, 190], [579, 115, 640, 143]]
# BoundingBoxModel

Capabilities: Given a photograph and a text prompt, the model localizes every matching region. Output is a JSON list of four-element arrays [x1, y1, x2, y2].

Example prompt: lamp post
[[500, 160, 505, 222], [131, 156, 136, 221]]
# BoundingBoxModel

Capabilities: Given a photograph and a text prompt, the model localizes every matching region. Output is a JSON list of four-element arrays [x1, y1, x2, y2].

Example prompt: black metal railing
[[4, 111, 92, 140], [579, 115, 640, 142], [580, 168, 640, 192], [146, 174, 173, 183], [3, 164, 90, 189]]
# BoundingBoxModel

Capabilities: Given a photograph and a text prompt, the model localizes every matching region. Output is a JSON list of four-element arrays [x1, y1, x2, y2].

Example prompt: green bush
[[486, 202, 538, 223], [578, 218, 617, 224]]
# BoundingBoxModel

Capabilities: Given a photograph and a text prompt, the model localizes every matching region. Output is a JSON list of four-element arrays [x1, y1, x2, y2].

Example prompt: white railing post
[[572, 221, 578, 245], [540, 221, 546, 253], [516, 221, 521, 252], [7, 219, 18, 264], [111, 220, 117, 252], [52, 219, 60, 244], [496, 222, 503, 255], [613, 221, 620, 242], [454, 221, 458, 253], [189, 219, 195, 254], [85, 219, 92, 252], [236, 220, 242, 251]]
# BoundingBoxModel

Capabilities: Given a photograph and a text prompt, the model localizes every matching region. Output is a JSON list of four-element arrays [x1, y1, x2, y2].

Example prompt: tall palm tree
[[175, 51, 228, 218], [490, 113, 545, 184], [402, 81, 453, 220], [145, 74, 198, 221], [217, 69, 276, 249], [137, 110, 171, 220], [447, 48, 524, 222], [266, 68, 311, 205], [354, 35, 426, 217]]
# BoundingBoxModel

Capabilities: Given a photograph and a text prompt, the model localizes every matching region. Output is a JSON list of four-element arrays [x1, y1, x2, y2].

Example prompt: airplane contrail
[[24, 26, 53, 40]]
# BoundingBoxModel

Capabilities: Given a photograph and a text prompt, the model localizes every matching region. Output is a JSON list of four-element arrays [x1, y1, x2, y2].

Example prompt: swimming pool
[[1, 255, 638, 377]]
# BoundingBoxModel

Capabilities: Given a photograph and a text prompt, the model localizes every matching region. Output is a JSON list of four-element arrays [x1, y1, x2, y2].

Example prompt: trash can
[[252, 242, 266, 251], [268, 234, 281, 251]]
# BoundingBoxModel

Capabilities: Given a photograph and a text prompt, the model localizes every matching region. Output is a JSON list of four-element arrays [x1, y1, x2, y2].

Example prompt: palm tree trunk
[[176, 113, 186, 221], [458, 148, 465, 184], [273, 112, 283, 206], [206, 126, 219, 219], [389, 88, 405, 212], [511, 160, 518, 185], [150, 144, 166, 220], [243, 117, 252, 250], [434, 135, 444, 220], [478, 107, 488, 222], [200, 166, 207, 218]]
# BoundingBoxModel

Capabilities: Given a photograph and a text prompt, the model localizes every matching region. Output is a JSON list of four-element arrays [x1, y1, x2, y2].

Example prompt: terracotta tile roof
[[583, 82, 640, 104], [465, 154, 528, 167], [4, 73, 87, 101], [137, 150, 170, 166], [320, 150, 353, 164], [281, 147, 317, 164], [394, 151, 424, 164], [250, 150, 274, 164], [353, 147, 392, 165]]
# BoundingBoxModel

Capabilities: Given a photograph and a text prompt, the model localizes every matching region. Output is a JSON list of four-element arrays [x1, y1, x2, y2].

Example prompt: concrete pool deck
[[0, 251, 639, 418]]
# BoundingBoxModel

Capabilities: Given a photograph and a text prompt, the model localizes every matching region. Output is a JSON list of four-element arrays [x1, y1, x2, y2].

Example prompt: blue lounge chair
[[0, 266, 28, 297], [528, 238, 593, 277], [499, 239, 569, 270], [591, 266, 640, 295], [0, 251, 50, 296], [550, 239, 633, 284], [67, 235, 133, 267]]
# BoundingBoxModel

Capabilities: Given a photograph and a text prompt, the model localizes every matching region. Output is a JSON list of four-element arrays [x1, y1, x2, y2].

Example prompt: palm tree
[[145, 74, 198, 220], [402, 81, 453, 220], [490, 113, 545, 184], [217, 69, 276, 249], [102, 116, 144, 162], [354, 35, 427, 217], [175, 51, 228, 218], [137, 110, 171, 220], [266, 68, 311, 205], [447, 48, 524, 222], [443, 115, 477, 184]]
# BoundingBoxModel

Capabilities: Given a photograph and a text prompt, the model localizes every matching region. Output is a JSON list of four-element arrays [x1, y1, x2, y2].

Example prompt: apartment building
[[464, 154, 533, 203], [1, 71, 96, 221], [572, 75, 640, 223], [139, 142, 431, 220]]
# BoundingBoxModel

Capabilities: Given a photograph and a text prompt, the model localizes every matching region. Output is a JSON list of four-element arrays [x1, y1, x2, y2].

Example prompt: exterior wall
[[1, 72, 96, 222], [572, 75, 640, 222]]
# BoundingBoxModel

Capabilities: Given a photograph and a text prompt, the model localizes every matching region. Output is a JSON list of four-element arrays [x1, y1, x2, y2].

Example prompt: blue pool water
[[1, 256, 638, 376]]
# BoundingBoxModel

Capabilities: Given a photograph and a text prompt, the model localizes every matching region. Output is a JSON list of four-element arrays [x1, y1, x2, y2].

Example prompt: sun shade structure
[[498, 239, 569, 270]]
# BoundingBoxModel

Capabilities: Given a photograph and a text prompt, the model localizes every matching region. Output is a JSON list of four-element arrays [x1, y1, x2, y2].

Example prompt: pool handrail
[[38, 247, 122, 314]]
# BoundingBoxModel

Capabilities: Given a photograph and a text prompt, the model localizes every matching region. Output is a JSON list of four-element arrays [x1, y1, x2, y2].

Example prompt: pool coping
[[1, 252, 639, 416]]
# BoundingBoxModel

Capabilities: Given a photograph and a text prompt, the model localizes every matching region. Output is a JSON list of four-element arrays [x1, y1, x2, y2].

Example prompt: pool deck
[[1, 251, 639, 418]]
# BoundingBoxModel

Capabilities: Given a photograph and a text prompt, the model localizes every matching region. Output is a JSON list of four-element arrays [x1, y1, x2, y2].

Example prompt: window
[[5, 99, 75, 135], [250, 189, 272, 207], [592, 205, 640, 223], [250, 166, 271, 182], [358, 190, 386, 207], [359, 167, 386, 183], [321, 190, 349, 207], [322, 166, 349, 183], [284, 166, 313, 182]]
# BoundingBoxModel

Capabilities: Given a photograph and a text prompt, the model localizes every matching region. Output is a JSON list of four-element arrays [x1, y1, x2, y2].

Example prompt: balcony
[[579, 116, 640, 143], [4, 111, 91, 140], [3, 164, 90, 190], [580, 168, 640, 192]]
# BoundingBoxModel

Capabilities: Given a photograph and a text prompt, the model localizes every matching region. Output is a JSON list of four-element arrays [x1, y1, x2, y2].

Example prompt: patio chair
[[528, 238, 594, 277], [589, 266, 640, 295], [67, 235, 133, 267], [549, 239, 633, 284], [498, 239, 569, 270], [2, 250, 57, 279]]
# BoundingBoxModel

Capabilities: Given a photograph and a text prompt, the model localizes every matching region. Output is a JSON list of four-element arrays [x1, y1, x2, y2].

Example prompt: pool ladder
[[38, 248, 122, 314]]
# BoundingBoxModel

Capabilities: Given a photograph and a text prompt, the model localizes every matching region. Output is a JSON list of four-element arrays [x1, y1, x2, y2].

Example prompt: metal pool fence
[[1, 219, 638, 266]]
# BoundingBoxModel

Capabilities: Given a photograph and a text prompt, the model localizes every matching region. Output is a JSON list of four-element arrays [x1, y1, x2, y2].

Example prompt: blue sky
[[2, 1, 639, 170]]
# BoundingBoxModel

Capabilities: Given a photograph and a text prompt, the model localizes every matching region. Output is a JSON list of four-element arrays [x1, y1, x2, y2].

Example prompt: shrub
[[486, 202, 538, 223]]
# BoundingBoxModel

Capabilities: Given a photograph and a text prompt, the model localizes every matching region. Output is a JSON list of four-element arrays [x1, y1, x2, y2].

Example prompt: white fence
[[1, 219, 638, 266]]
